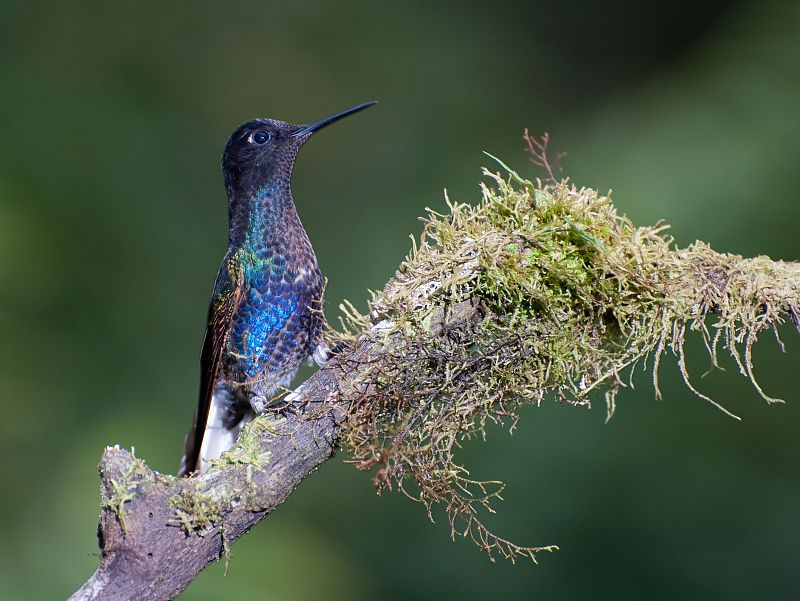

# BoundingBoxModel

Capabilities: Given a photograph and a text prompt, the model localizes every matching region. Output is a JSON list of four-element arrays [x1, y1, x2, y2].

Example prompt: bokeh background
[[1, 1, 799, 599]]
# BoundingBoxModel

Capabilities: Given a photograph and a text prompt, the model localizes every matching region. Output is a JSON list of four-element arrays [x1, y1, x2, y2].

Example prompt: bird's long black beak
[[292, 101, 377, 137]]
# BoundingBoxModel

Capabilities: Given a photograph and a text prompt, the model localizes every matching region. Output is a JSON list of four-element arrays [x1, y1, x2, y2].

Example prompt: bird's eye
[[252, 130, 270, 144]]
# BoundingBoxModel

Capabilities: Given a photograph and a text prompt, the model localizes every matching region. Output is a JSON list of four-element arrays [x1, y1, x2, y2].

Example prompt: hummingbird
[[179, 101, 376, 476]]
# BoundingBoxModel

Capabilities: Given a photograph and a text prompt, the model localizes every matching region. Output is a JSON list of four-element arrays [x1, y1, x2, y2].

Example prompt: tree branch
[[71, 166, 800, 599], [69, 364, 345, 601]]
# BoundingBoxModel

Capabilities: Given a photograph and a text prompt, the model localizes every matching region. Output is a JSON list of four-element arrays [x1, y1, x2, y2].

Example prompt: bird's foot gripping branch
[[73, 162, 798, 600]]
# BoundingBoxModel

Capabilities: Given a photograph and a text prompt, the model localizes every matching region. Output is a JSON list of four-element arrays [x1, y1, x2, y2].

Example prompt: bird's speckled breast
[[229, 249, 300, 378], [224, 184, 322, 387]]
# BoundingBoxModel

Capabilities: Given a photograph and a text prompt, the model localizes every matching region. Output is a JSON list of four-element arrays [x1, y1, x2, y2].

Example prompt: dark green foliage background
[[1, 1, 798, 599]]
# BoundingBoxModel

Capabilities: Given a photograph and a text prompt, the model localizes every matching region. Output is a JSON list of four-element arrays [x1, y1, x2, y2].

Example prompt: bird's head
[[221, 101, 376, 200]]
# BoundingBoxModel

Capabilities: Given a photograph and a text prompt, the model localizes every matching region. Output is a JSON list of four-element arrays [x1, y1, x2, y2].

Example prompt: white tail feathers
[[312, 342, 330, 366], [196, 392, 252, 474]]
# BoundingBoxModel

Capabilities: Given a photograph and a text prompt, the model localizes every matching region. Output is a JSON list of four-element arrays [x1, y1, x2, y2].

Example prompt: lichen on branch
[[334, 161, 799, 563]]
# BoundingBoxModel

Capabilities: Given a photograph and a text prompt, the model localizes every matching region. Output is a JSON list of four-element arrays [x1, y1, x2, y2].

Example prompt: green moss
[[101, 449, 152, 534], [206, 415, 280, 474], [171, 479, 223, 535], [334, 161, 799, 563], [171, 415, 285, 536]]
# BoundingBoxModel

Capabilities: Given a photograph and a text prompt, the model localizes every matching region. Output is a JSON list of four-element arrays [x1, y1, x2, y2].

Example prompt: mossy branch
[[71, 164, 798, 600], [334, 167, 798, 563]]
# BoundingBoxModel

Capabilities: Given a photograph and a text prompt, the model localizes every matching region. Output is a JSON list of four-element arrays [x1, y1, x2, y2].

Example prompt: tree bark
[[69, 360, 347, 601]]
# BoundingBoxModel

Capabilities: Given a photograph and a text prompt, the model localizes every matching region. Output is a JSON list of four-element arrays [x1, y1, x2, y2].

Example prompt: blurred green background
[[1, 1, 799, 599]]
